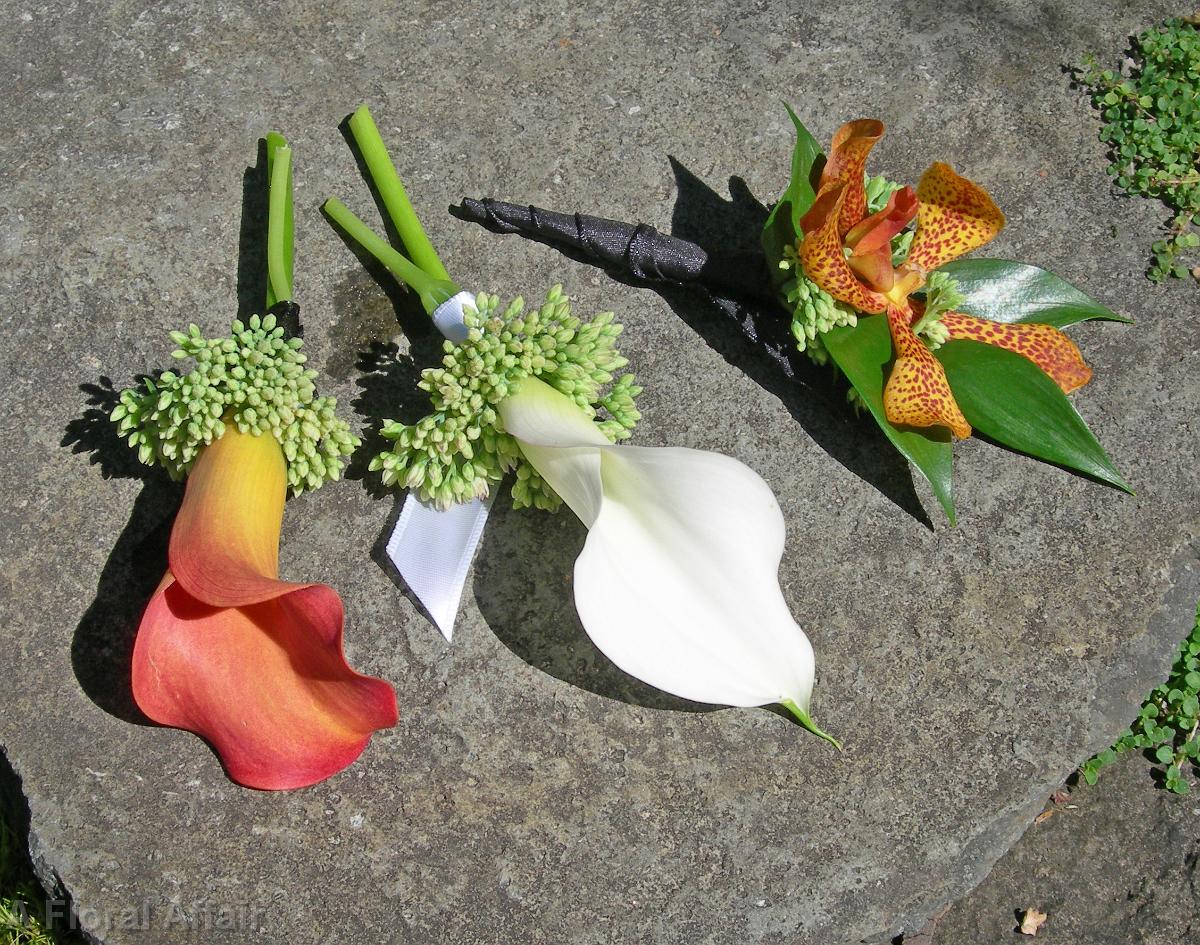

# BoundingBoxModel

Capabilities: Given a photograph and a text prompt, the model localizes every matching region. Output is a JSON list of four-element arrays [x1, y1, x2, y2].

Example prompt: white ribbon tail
[[384, 291, 489, 642]]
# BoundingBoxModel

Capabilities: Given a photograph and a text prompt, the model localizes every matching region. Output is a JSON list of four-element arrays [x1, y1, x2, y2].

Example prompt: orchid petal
[[133, 574, 398, 791], [845, 185, 919, 256], [799, 182, 888, 314], [906, 162, 1005, 271], [884, 304, 972, 439], [498, 377, 818, 714], [940, 311, 1093, 393], [818, 118, 885, 235], [169, 425, 300, 607]]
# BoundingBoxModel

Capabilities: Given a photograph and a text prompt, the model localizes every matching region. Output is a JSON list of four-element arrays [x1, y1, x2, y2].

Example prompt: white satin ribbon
[[385, 291, 491, 641]]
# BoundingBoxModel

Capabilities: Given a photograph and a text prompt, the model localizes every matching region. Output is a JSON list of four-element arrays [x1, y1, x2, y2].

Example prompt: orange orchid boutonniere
[[109, 133, 398, 789], [763, 110, 1132, 522]]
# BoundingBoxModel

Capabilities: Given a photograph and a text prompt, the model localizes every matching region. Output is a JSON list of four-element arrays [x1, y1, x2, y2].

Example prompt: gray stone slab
[[0, 1, 1195, 943], [936, 753, 1200, 944]]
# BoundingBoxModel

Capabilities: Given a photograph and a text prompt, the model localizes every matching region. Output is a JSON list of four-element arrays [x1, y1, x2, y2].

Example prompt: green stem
[[265, 132, 294, 307], [780, 698, 842, 750], [324, 198, 458, 314], [348, 104, 452, 283]]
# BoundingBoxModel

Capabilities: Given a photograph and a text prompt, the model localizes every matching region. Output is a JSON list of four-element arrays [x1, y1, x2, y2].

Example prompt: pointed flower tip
[[780, 699, 842, 751]]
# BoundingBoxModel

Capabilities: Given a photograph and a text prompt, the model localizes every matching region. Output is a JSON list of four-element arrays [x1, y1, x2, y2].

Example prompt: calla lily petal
[[884, 304, 972, 439], [799, 183, 889, 314], [499, 376, 817, 712], [818, 118, 885, 235], [939, 311, 1093, 393], [169, 425, 298, 607], [135, 426, 399, 790], [906, 162, 1006, 272], [133, 574, 398, 791]]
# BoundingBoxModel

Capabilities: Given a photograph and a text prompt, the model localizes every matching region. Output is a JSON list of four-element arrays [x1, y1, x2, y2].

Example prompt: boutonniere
[[109, 134, 397, 789], [454, 109, 1132, 523], [325, 106, 836, 745]]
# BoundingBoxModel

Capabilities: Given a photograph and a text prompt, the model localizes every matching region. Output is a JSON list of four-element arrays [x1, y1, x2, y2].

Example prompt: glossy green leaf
[[761, 105, 826, 296], [824, 315, 956, 524], [936, 338, 1132, 493], [934, 259, 1131, 327]]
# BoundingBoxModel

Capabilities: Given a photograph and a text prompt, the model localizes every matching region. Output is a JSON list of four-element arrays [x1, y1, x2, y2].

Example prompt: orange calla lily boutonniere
[[110, 133, 398, 789], [764, 109, 1132, 521]]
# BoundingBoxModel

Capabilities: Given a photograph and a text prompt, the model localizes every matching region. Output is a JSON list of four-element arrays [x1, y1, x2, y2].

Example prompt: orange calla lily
[[798, 121, 1093, 439], [131, 426, 398, 791]]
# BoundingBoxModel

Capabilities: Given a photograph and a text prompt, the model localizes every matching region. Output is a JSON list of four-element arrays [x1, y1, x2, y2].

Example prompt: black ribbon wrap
[[266, 299, 303, 339], [452, 198, 775, 304], [452, 197, 800, 378]]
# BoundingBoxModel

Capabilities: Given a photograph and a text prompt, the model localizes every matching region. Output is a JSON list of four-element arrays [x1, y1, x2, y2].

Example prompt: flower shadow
[[471, 492, 718, 713], [62, 379, 181, 726]]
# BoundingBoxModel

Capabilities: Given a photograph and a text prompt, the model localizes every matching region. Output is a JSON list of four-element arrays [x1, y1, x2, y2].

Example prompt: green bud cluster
[[110, 313, 360, 494], [778, 243, 857, 366], [912, 270, 966, 349], [370, 286, 642, 512]]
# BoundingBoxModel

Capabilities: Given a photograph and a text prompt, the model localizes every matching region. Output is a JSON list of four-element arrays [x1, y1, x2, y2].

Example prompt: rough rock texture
[[0, 1, 1195, 943], [935, 755, 1200, 945]]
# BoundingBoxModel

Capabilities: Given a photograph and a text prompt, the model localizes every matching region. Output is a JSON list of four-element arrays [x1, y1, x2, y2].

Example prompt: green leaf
[[936, 339, 1132, 493], [824, 315, 956, 524], [779, 104, 825, 231], [761, 105, 825, 295], [934, 259, 1132, 327]]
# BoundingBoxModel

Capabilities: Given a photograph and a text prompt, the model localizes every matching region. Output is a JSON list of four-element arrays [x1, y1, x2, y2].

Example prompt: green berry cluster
[[370, 286, 642, 511], [1082, 606, 1200, 794], [111, 313, 360, 494], [1079, 16, 1200, 282], [911, 270, 966, 350]]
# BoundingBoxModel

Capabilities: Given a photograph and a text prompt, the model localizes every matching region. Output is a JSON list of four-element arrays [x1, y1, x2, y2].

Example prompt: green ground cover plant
[[1082, 605, 1200, 794], [1078, 15, 1200, 282]]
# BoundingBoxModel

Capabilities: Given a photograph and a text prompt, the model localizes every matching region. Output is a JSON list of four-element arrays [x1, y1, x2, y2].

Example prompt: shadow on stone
[[235, 138, 270, 322], [471, 492, 717, 712], [61, 379, 181, 727], [0, 753, 87, 943]]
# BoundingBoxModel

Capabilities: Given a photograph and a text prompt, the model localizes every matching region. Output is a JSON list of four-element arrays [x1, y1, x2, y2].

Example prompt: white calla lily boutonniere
[[325, 105, 836, 746]]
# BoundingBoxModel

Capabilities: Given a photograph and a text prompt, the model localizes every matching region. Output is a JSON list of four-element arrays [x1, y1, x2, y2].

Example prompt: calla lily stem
[[346, 103, 452, 283], [325, 104, 461, 316], [323, 197, 459, 314], [265, 132, 294, 309]]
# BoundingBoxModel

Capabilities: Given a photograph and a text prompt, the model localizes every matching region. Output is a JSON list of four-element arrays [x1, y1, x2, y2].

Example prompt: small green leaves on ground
[[1081, 604, 1200, 794], [111, 313, 360, 494], [1078, 17, 1200, 282], [370, 286, 641, 511]]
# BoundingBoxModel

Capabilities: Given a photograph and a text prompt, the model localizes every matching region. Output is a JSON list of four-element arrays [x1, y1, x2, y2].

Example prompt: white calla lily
[[499, 375, 835, 743]]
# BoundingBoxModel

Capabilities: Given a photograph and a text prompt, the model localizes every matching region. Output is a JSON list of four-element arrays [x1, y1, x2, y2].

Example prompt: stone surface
[[935, 754, 1200, 945], [0, 2, 1196, 944]]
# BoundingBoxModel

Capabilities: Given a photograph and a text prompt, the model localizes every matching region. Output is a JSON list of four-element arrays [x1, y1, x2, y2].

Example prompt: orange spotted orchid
[[797, 119, 1093, 441], [109, 133, 398, 789]]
